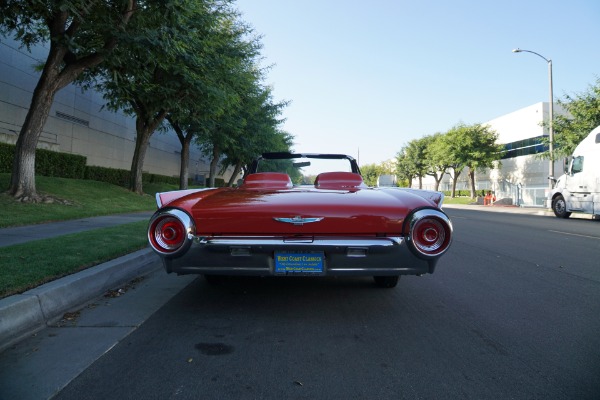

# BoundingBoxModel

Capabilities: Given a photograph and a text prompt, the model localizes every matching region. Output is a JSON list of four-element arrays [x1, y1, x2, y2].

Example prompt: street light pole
[[512, 48, 554, 188]]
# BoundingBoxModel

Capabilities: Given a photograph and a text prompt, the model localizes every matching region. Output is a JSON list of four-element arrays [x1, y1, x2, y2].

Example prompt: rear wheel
[[373, 276, 399, 288], [552, 195, 571, 218]]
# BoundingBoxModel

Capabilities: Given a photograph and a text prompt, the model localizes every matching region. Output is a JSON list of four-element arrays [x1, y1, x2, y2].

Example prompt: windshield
[[253, 154, 357, 185]]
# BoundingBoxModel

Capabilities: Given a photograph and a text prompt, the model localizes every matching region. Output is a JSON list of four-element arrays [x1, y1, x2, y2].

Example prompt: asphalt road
[[4, 208, 600, 399]]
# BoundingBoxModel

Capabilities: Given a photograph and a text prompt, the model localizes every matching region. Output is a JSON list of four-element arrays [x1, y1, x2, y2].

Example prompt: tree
[[167, 115, 206, 190], [222, 129, 293, 186], [89, 0, 245, 194], [442, 123, 503, 198], [442, 124, 470, 198], [360, 163, 384, 187], [0, 0, 138, 201], [219, 85, 291, 186], [547, 78, 600, 158], [395, 147, 415, 188], [189, 13, 265, 188], [379, 159, 397, 175], [462, 124, 503, 198], [423, 133, 450, 191], [395, 136, 431, 189], [166, 16, 259, 190]]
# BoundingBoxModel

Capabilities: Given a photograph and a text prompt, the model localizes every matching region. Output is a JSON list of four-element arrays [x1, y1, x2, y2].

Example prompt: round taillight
[[413, 218, 446, 254], [148, 209, 194, 255], [407, 209, 452, 258], [154, 217, 185, 251]]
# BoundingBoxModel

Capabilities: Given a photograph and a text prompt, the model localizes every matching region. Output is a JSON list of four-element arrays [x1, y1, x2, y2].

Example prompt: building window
[[55, 112, 90, 127], [501, 136, 548, 159]]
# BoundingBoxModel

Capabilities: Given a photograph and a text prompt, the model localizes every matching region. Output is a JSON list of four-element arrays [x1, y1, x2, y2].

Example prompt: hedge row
[[0, 143, 10, 172], [442, 190, 474, 197], [0, 142, 86, 179], [84, 165, 130, 187], [0, 142, 206, 188]]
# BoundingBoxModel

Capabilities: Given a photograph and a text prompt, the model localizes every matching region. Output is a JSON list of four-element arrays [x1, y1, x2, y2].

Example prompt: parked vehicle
[[376, 174, 397, 187], [148, 152, 453, 288], [549, 125, 600, 218]]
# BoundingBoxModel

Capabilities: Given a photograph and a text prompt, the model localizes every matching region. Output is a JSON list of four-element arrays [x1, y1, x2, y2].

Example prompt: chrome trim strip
[[192, 236, 404, 247], [273, 216, 324, 225]]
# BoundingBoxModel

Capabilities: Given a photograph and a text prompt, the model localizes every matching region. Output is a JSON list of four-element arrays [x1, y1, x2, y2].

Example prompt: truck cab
[[549, 125, 600, 218]]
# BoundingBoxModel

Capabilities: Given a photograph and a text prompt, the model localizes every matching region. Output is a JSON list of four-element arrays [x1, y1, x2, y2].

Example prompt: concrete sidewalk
[[0, 211, 157, 352], [0, 211, 153, 248], [444, 203, 553, 216], [444, 203, 597, 220]]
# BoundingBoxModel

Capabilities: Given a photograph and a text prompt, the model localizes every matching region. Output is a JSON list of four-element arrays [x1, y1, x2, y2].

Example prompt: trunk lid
[[183, 187, 430, 235]]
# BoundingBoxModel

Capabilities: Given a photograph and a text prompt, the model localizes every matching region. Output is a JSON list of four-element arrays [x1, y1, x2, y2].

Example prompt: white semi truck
[[549, 125, 600, 219]]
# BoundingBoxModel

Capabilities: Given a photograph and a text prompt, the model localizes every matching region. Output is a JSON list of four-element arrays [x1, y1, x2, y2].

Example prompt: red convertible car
[[148, 153, 452, 288]]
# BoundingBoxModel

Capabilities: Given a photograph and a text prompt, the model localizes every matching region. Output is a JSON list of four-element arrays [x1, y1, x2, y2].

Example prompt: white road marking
[[549, 230, 600, 240]]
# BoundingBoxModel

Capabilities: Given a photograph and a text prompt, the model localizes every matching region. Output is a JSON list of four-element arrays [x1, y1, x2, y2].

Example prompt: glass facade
[[501, 136, 548, 159]]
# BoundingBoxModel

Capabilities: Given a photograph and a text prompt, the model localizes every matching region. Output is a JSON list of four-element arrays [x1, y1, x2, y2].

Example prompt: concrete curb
[[0, 248, 161, 353], [443, 203, 597, 220]]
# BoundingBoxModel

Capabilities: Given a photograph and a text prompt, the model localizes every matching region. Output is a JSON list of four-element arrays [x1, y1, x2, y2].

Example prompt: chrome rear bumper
[[161, 235, 438, 276]]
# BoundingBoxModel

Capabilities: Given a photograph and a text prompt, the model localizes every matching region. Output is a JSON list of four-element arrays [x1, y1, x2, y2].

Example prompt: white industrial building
[[420, 102, 565, 207]]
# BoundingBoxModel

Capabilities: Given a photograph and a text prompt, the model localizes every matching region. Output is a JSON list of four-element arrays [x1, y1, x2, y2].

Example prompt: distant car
[[148, 153, 453, 288]]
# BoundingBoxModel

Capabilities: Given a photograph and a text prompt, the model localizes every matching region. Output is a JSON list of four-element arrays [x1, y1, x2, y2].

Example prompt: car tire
[[552, 195, 571, 219], [373, 276, 399, 288]]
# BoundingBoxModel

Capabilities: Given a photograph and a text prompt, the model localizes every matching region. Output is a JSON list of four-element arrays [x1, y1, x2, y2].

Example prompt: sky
[[234, 0, 600, 167]]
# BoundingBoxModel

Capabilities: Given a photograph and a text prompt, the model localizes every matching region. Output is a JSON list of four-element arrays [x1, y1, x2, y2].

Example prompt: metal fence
[[421, 178, 548, 208], [494, 181, 548, 207]]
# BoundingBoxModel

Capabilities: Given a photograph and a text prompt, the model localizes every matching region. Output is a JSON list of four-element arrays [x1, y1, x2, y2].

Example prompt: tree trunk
[[9, 103, 51, 201], [179, 135, 192, 190], [434, 174, 442, 192], [227, 162, 243, 187], [468, 168, 476, 199], [451, 178, 458, 198], [8, 47, 67, 201], [450, 168, 461, 197], [208, 146, 220, 188], [418, 176, 423, 189], [168, 117, 192, 190], [130, 128, 152, 195], [129, 105, 167, 194]]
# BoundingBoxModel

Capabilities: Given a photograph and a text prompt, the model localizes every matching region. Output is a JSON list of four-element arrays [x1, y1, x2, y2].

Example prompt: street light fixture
[[512, 48, 554, 188]]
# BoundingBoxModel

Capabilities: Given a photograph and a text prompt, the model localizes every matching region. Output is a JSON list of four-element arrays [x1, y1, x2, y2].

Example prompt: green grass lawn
[[0, 174, 159, 227], [0, 174, 183, 298], [0, 221, 149, 298], [443, 196, 477, 205]]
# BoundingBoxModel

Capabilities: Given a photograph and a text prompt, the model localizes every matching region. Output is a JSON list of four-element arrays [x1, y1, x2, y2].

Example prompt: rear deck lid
[[186, 187, 428, 235]]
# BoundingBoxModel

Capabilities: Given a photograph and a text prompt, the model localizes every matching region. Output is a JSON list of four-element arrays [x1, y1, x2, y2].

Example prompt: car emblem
[[273, 216, 324, 226]]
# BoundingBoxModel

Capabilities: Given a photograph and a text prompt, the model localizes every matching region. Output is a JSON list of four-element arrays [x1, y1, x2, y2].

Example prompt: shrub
[[37, 148, 86, 179], [85, 166, 130, 187], [1, 142, 197, 188], [142, 173, 180, 185], [443, 190, 472, 197], [214, 178, 225, 187], [0, 143, 86, 178], [0, 143, 13, 172]]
